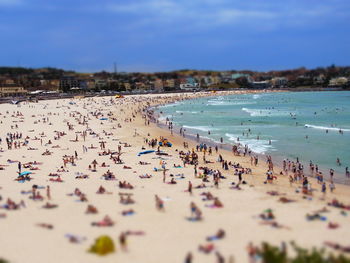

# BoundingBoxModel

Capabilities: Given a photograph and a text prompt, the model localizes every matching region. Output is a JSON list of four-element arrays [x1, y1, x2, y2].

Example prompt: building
[[59, 76, 81, 92], [249, 81, 271, 89], [164, 79, 176, 89], [313, 74, 326, 85], [231, 73, 250, 80], [270, 77, 288, 87], [0, 85, 27, 97], [154, 79, 164, 92], [329, 77, 349, 87], [186, 77, 199, 87], [179, 83, 198, 90], [123, 83, 131, 91]]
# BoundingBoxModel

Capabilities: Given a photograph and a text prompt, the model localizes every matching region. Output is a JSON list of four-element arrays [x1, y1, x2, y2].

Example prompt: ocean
[[156, 91, 350, 183]]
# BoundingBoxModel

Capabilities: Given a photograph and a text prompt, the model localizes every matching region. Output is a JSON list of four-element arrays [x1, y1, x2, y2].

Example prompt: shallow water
[[157, 91, 350, 183]]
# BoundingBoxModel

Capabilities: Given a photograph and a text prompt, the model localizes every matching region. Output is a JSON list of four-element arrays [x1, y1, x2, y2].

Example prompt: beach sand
[[0, 92, 349, 263]]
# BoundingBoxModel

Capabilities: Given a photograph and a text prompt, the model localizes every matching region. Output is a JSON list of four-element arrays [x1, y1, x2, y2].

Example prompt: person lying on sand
[[119, 181, 134, 189], [100, 162, 109, 167], [30, 191, 44, 201], [75, 174, 89, 179], [91, 215, 114, 227], [96, 185, 106, 194], [328, 222, 340, 229], [42, 202, 58, 209], [212, 197, 223, 208], [102, 170, 116, 180], [48, 173, 60, 177], [86, 205, 98, 214], [49, 176, 63, 183], [27, 147, 38, 150], [328, 199, 350, 210], [201, 192, 214, 201], [195, 183, 207, 189], [65, 234, 86, 244], [57, 167, 69, 172], [139, 174, 152, 179], [206, 229, 225, 241], [1, 198, 25, 210], [266, 191, 285, 196], [15, 175, 32, 182], [260, 221, 291, 230], [37, 223, 53, 229], [42, 149, 52, 155], [278, 197, 295, 203], [122, 209, 135, 216], [324, 241, 350, 253], [198, 243, 214, 254], [119, 193, 135, 205], [259, 209, 275, 220], [168, 178, 177, 184]]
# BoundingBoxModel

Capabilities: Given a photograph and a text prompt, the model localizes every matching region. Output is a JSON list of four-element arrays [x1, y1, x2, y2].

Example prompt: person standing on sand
[[119, 232, 127, 251], [184, 252, 193, 263], [46, 185, 51, 200], [322, 182, 327, 196], [329, 181, 335, 193], [155, 195, 164, 211], [188, 181, 193, 195]]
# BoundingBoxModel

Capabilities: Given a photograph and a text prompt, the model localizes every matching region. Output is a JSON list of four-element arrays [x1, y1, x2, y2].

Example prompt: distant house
[[154, 79, 164, 92], [313, 74, 326, 85], [270, 77, 288, 87], [0, 85, 27, 97], [329, 77, 349, 87], [249, 81, 271, 89], [94, 79, 108, 90], [186, 77, 200, 87], [231, 73, 250, 80], [164, 79, 176, 90], [123, 83, 131, 91], [179, 83, 198, 90], [60, 76, 83, 91]]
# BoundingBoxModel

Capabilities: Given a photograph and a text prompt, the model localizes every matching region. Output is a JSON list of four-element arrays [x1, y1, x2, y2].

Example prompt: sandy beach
[[0, 91, 349, 263]]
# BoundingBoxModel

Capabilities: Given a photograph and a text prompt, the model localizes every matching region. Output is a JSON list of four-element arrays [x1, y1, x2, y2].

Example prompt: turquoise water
[[157, 91, 350, 182]]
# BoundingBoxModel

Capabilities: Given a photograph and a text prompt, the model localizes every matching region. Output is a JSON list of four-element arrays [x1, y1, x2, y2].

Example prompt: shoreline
[[151, 90, 350, 186]]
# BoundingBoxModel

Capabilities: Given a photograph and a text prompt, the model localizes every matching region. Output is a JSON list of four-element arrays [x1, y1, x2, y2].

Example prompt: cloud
[[104, 0, 349, 30]]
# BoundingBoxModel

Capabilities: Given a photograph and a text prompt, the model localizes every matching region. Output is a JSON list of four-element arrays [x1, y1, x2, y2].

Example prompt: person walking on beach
[[322, 182, 327, 196], [119, 232, 127, 251], [337, 158, 341, 166], [188, 181, 193, 195], [184, 252, 193, 263], [46, 185, 51, 200], [155, 195, 164, 211], [163, 168, 166, 183]]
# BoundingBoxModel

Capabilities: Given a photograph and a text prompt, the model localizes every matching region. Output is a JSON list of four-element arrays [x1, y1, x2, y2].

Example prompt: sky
[[0, 0, 349, 72]]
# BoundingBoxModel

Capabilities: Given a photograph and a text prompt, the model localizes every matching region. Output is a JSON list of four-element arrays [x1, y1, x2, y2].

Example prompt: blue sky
[[0, 0, 349, 72]]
